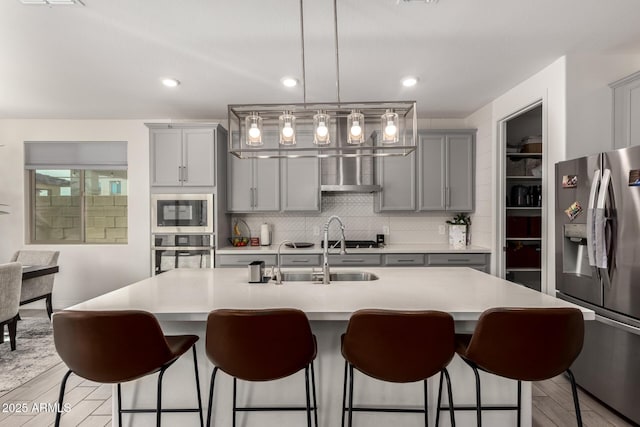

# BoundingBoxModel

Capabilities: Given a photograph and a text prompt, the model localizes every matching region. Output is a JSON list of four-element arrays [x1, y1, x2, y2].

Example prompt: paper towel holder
[[261, 223, 272, 246]]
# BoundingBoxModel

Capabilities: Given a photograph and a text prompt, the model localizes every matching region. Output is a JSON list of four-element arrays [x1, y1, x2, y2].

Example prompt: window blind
[[24, 141, 128, 170]]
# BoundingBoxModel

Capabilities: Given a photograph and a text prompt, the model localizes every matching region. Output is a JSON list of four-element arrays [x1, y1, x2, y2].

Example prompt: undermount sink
[[279, 271, 379, 282]]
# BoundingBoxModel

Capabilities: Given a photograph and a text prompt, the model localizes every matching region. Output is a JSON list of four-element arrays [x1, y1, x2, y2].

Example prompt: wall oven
[[152, 234, 214, 275], [151, 194, 214, 234]]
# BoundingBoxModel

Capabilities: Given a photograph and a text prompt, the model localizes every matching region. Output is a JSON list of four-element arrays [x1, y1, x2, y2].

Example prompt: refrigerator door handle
[[594, 169, 611, 269], [595, 314, 640, 336], [586, 169, 601, 267]]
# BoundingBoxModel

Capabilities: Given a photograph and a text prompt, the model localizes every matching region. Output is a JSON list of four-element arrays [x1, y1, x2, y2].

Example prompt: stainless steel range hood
[[320, 118, 381, 193]]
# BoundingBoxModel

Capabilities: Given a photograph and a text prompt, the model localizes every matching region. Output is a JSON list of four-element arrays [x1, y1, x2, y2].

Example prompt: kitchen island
[[69, 267, 593, 427]]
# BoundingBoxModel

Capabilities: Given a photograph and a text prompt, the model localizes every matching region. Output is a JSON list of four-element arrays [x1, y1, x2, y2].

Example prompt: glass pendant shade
[[245, 113, 263, 146], [347, 111, 365, 144], [279, 112, 296, 145], [381, 110, 399, 144], [313, 112, 331, 145]]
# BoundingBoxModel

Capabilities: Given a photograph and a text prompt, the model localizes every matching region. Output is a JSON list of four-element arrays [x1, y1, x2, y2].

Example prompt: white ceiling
[[2, 0, 640, 120]]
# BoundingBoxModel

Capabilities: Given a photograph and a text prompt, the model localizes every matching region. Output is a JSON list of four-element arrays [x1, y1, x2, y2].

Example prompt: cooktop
[[321, 240, 380, 249]]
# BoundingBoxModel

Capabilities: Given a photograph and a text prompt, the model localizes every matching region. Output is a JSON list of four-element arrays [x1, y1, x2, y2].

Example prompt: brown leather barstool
[[437, 307, 584, 427], [341, 309, 456, 427], [205, 308, 318, 427], [52, 310, 204, 427]]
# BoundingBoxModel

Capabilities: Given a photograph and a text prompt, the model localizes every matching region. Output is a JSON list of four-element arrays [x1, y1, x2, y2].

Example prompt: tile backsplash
[[232, 193, 460, 245]]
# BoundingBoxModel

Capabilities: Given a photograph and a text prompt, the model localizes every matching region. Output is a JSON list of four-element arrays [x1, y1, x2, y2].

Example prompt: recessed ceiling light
[[401, 77, 419, 87], [281, 77, 299, 88], [161, 78, 180, 88]]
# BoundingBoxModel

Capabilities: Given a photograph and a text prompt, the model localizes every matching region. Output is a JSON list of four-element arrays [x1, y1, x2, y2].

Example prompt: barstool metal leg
[[341, 360, 348, 427], [442, 368, 455, 427], [54, 370, 73, 427], [517, 380, 522, 427], [191, 346, 204, 427], [232, 378, 237, 427], [117, 383, 123, 427], [471, 365, 482, 427], [157, 366, 168, 427], [423, 379, 429, 427], [566, 369, 583, 427], [435, 370, 444, 427], [348, 364, 355, 427], [310, 361, 319, 427], [206, 367, 219, 427], [305, 366, 312, 427]]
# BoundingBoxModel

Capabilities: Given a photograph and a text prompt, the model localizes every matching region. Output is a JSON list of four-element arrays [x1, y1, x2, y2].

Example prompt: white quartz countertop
[[216, 243, 491, 254], [69, 267, 593, 322]]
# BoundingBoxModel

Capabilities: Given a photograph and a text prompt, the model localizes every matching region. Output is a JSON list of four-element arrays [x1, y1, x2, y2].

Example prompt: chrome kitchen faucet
[[322, 215, 347, 284], [274, 240, 296, 285]]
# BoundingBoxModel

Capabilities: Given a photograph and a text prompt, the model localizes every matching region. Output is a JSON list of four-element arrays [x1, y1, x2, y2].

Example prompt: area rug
[[0, 316, 61, 395]]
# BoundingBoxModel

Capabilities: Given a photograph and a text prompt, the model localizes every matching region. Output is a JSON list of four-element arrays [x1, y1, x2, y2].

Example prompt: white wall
[[566, 53, 640, 158], [0, 120, 152, 309], [464, 103, 494, 267], [463, 57, 567, 294]]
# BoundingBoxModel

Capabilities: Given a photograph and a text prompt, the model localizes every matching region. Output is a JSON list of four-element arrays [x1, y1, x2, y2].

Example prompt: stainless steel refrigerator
[[556, 144, 640, 424]]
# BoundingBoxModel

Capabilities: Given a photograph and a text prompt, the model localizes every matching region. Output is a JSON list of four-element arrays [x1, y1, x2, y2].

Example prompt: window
[[25, 142, 128, 244]]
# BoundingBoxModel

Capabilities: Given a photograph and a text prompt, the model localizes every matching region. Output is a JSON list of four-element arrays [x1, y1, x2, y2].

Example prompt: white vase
[[448, 224, 467, 248]]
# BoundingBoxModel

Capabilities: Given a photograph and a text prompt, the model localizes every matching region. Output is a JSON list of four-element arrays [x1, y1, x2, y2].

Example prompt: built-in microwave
[[151, 194, 214, 234]]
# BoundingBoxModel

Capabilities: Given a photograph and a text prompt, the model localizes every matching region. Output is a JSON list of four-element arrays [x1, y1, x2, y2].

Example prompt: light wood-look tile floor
[[0, 364, 637, 427]]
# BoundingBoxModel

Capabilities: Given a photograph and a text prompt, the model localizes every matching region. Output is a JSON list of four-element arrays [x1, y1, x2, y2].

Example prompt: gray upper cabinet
[[612, 70, 640, 150], [418, 134, 447, 210], [227, 154, 280, 212], [281, 157, 320, 211], [418, 130, 475, 212], [374, 142, 416, 212], [150, 127, 216, 187]]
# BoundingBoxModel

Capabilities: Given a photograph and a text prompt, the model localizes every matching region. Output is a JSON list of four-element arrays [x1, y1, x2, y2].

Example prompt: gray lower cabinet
[[327, 254, 382, 266], [418, 130, 475, 212], [281, 157, 320, 212], [150, 126, 218, 187], [384, 254, 425, 266], [216, 252, 489, 270], [227, 154, 280, 212], [280, 254, 321, 267], [427, 253, 489, 272], [216, 254, 278, 267]]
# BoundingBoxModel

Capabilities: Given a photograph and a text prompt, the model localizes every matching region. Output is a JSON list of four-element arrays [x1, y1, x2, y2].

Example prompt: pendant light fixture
[[245, 113, 263, 146], [279, 112, 296, 145], [313, 111, 331, 145], [381, 109, 399, 143], [347, 110, 365, 144], [227, 0, 417, 159]]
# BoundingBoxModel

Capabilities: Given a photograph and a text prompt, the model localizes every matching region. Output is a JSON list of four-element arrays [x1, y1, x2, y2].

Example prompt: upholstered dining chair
[[11, 250, 59, 318], [0, 262, 23, 351]]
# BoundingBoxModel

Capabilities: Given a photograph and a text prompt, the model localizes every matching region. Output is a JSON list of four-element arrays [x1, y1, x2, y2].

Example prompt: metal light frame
[[227, 0, 418, 159], [228, 101, 417, 159]]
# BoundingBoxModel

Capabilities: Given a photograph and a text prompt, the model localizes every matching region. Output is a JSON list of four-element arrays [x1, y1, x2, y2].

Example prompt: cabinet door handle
[[183, 166, 188, 182], [178, 166, 183, 182], [397, 259, 415, 263], [345, 259, 365, 263], [447, 258, 471, 262], [249, 188, 254, 207], [292, 260, 310, 263], [253, 188, 257, 208]]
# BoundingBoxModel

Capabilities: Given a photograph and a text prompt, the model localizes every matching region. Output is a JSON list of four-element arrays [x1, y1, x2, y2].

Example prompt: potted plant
[[446, 213, 471, 247]]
